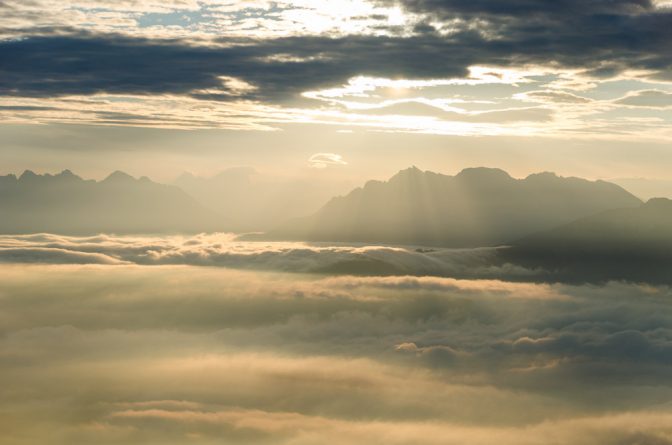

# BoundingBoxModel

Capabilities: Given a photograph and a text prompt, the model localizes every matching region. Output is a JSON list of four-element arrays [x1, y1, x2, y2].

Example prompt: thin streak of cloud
[[309, 152, 348, 169]]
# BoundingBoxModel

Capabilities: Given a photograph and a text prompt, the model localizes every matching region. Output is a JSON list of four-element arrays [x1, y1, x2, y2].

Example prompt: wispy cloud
[[309, 152, 348, 169], [616, 89, 672, 108]]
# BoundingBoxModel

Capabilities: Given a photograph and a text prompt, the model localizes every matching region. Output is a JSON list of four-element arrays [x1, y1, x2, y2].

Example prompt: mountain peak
[[389, 166, 425, 181], [456, 167, 512, 182], [103, 170, 136, 183], [19, 170, 39, 181], [55, 169, 81, 181]]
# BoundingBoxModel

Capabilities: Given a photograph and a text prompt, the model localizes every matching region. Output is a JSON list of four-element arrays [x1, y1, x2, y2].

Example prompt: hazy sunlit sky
[[1, 0, 671, 181]]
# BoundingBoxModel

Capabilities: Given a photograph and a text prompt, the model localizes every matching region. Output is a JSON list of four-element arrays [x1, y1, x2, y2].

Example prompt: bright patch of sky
[[136, 10, 209, 28], [3, 0, 415, 40]]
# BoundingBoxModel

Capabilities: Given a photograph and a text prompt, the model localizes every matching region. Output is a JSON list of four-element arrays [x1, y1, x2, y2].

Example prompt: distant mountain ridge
[[0, 170, 224, 234], [259, 166, 643, 247], [502, 198, 672, 283], [174, 167, 352, 232], [516, 197, 672, 248]]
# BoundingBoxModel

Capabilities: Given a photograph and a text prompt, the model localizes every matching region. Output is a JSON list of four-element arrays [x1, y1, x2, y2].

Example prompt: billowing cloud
[[0, 246, 127, 264], [1, 263, 672, 443], [0, 233, 538, 278]]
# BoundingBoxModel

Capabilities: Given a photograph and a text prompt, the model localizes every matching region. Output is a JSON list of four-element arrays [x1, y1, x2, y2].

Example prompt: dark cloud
[[1, 1, 670, 103], [382, 0, 654, 17], [509, 330, 672, 366], [0, 34, 452, 101]]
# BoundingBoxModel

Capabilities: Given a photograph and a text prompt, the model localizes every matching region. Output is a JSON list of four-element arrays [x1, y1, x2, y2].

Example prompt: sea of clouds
[[1, 234, 672, 444], [0, 232, 536, 278]]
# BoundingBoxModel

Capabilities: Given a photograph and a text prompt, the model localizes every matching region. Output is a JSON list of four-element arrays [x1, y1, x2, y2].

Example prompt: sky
[[1, 0, 671, 183]]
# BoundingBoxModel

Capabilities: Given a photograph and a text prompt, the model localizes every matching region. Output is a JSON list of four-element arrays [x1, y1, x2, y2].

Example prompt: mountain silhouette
[[503, 197, 672, 283], [0, 170, 224, 234], [258, 167, 642, 247]]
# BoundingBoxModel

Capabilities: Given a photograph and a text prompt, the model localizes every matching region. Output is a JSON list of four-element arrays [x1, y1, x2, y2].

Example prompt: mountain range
[[502, 197, 672, 283], [259, 166, 642, 247], [0, 170, 223, 234], [0, 166, 661, 258]]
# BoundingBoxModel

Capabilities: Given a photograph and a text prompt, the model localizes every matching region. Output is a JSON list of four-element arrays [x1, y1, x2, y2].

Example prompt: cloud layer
[[0, 232, 534, 278], [1, 263, 672, 444]]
